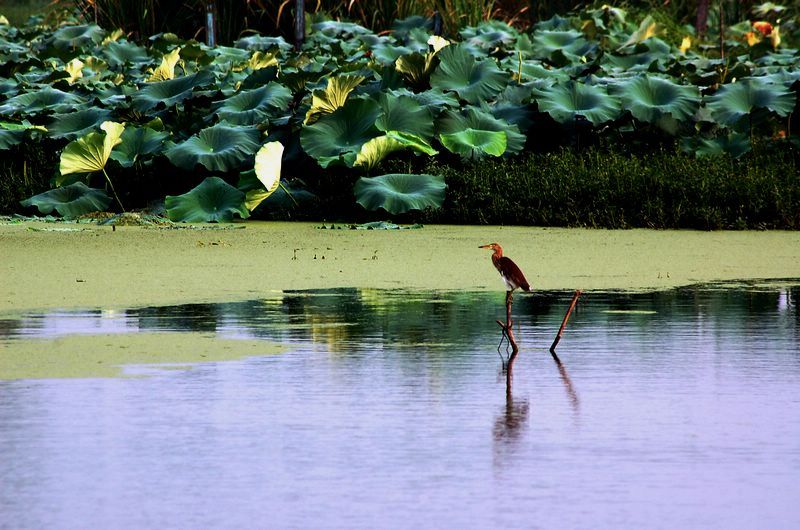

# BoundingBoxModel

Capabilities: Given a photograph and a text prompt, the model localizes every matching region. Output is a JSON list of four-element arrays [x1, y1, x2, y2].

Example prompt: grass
[[416, 145, 800, 229]]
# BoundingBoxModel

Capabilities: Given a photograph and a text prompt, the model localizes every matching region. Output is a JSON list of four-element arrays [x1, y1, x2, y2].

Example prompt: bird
[[479, 243, 531, 304]]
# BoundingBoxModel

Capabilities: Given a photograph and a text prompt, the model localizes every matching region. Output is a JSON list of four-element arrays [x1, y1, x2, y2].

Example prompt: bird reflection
[[493, 363, 530, 459]]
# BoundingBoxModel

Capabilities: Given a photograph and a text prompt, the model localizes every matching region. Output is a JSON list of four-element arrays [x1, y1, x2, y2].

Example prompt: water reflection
[[1, 281, 800, 528]]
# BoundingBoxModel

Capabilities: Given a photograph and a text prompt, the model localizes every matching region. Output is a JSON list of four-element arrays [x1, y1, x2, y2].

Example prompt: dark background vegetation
[[2, 0, 799, 229]]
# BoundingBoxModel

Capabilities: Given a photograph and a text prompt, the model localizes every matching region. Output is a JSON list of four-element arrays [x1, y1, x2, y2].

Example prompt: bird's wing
[[498, 256, 531, 291]]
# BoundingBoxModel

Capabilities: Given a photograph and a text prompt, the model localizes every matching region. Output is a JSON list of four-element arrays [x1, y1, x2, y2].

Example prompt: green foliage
[[0, 5, 799, 223], [165, 123, 261, 172], [20, 182, 111, 218], [354, 173, 446, 214], [421, 145, 800, 229], [165, 176, 249, 222]]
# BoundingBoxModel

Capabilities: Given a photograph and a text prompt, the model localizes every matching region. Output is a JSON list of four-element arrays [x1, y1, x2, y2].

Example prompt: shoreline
[[2, 221, 799, 314]]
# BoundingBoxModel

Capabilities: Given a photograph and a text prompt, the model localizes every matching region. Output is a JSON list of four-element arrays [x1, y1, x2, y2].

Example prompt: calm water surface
[[1, 284, 799, 529]]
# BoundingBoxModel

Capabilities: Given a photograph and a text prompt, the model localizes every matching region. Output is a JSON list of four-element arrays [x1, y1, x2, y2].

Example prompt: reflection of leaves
[[21, 182, 111, 218]]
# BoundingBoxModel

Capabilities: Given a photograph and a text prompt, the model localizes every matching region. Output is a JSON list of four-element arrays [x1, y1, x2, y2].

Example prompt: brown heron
[[479, 243, 531, 304]]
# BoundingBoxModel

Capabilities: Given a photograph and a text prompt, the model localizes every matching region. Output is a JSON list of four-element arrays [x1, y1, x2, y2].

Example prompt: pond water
[[1, 283, 800, 528]]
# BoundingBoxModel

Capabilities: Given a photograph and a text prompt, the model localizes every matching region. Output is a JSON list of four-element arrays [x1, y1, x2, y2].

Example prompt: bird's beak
[[478, 244, 490, 249]]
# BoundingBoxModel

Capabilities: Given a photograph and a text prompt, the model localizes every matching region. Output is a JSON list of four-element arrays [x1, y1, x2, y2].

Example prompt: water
[[1, 284, 799, 529]]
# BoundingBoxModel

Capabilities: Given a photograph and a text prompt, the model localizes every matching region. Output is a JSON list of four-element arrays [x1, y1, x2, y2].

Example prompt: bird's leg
[[505, 290, 513, 305]]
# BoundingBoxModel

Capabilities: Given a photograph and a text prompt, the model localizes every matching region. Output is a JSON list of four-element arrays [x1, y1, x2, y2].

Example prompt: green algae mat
[[2, 221, 799, 313]]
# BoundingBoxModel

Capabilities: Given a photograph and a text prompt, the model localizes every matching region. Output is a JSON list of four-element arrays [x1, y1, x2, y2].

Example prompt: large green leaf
[[47, 108, 113, 140], [460, 21, 518, 50], [611, 76, 700, 123], [300, 98, 381, 168], [440, 128, 507, 159], [109, 125, 170, 167], [0, 87, 86, 115], [534, 81, 621, 125], [20, 182, 111, 218], [166, 123, 261, 172], [354, 173, 446, 214], [706, 79, 796, 127], [682, 132, 752, 158], [375, 93, 435, 140], [165, 176, 249, 222], [430, 45, 509, 104], [103, 39, 149, 67], [132, 70, 215, 112], [304, 75, 365, 125], [395, 51, 438, 90], [532, 30, 596, 64], [49, 24, 105, 49], [59, 121, 125, 180], [214, 83, 292, 126], [0, 126, 26, 149], [437, 107, 525, 155], [354, 132, 437, 170]]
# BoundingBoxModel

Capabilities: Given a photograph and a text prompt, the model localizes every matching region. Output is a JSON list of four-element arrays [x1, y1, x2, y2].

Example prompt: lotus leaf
[[0, 87, 85, 115], [395, 51, 438, 90], [603, 38, 671, 71], [147, 47, 182, 82], [165, 176, 249, 222], [214, 83, 292, 126], [460, 21, 518, 50], [132, 70, 215, 112], [354, 132, 437, 170], [612, 76, 700, 123], [437, 107, 525, 154], [59, 121, 125, 179], [430, 45, 509, 104], [103, 40, 149, 67], [683, 132, 752, 158], [166, 123, 261, 172], [304, 75, 365, 125], [532, 30, 596, 64], [706, 79, 796, 126], [312, 20, 373, 38], [300, 98, 381, 168], [234, 35, 292, 52], [50, 24, 104, 49], [109, 126, 170, 167], [534, 81, 621, 125], [375, 93, 435, 139], [20, 182, 111, 218], [250, 141, 284, 204], [48, 108, 113, 140], [354, 173, 446, 214], [440, 128, 507, 159], [0, 128, 25, 149], [618, 15, 659, 50]]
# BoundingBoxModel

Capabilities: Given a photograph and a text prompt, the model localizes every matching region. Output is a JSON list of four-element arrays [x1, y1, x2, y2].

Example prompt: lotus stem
[[102, 168, 126, 212], [279, 182, 300, 207]]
